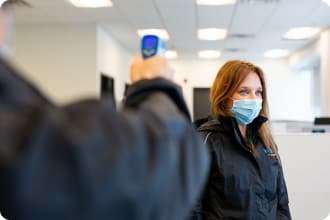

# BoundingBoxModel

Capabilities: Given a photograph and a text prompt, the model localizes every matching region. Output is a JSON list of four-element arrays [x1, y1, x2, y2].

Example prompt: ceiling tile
[[11, 0, 329, 59], [229, 2, 278, 35], [197, 5, 235, 28]]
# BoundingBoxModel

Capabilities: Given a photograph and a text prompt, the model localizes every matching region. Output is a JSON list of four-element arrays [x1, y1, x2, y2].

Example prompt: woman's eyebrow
[[238, 86, 249, 89]]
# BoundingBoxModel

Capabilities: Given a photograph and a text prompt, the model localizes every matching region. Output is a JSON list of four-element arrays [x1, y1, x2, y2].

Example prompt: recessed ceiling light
[[264, 49, 290, 58], [165, 50, 178, 59], [137, 29, 170, 40], [67, 0, 113, 8], [198, 50, 221, 59], [196, 0, 237, 5], [283, 27, 321, 40], [198, 28, 227, 40], [323, 0, 330, 7]]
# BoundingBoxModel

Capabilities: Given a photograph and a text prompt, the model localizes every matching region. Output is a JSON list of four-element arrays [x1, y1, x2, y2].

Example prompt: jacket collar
[[197, 115, 268, 134], [198, 115, 268, 154]]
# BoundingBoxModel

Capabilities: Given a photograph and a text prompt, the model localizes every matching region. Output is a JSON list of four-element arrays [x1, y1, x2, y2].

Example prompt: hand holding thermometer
[[141, 35, 167, 59]]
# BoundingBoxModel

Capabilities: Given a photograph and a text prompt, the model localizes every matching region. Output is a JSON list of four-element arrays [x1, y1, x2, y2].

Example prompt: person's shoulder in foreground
[[0, 53, 210, 220]]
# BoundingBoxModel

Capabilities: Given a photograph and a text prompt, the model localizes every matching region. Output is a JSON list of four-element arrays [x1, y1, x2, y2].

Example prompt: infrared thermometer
[[141, 35, 167, 59]]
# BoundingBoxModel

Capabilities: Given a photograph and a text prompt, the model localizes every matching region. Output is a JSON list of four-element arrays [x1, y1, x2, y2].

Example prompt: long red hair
[[210, 60, 278, 156]]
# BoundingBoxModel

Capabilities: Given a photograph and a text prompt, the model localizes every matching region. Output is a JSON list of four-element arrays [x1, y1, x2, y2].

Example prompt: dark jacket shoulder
[[194, 116, 222, 132]]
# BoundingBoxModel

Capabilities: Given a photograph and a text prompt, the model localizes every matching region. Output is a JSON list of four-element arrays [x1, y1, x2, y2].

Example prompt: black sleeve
[[276, 164, 292, 220], [190, 131, 213, 220], [0, 59, 210, 220]]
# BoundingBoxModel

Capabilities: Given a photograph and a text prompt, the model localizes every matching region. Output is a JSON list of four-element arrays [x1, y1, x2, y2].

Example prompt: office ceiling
[[13, 0, 330, 60]]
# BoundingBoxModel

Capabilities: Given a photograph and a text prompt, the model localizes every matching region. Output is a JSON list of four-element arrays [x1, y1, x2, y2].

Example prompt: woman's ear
[[221, 99, 232, 111], [228, 99, 234, 109]]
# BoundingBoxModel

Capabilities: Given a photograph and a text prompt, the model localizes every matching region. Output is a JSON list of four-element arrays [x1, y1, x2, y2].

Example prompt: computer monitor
[[314, 117, 330, 125]]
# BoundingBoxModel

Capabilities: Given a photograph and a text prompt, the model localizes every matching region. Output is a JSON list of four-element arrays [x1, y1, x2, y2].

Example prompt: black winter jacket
[[192, 116, 291, 220], [0, 58, 210, 220]]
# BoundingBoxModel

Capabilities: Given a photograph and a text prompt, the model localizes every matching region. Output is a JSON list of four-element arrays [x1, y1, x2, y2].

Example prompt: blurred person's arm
[[0, 56, 210, 220]]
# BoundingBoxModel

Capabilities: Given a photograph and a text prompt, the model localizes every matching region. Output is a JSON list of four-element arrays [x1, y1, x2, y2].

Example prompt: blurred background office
[[5, 0, 330, 219]]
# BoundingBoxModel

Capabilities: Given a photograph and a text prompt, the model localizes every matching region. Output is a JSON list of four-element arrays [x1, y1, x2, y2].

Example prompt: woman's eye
[[256, 90, 263, 96], [239, 90, 248, 95]]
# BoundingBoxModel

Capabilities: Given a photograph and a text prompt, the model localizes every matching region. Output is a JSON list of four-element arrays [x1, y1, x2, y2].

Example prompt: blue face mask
[[231, 99, 262, 125]]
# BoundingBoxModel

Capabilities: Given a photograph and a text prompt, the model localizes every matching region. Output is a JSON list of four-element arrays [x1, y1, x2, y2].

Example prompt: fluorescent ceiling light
[[165, 50, 178, 59], [67, 0, 113, 8], [198, 50, 221, 59], [137, 29, 170, 40], [264, 49, 290, 59], [198, 28, 227, 40], [197, 0, 237, 5], [283, 27, 321, 40], [323, 0, 330, 7]]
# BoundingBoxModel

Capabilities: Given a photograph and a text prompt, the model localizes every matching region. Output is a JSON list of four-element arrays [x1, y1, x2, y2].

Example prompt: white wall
[[261, 59, 314, 121], [11, 24, 134, 105], [170, 59, 222, 118], [289, 28, 330, 117], [276, 134, 330, 220], [171, 59, 314, 121], [97, 25, 133, 102], [12, 24, 98, 104], [320, 30, 330, 116]]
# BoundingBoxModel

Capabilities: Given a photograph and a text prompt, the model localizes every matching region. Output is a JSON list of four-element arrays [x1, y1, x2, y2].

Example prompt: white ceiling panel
[[197, 5, 235, 28], [14, 4, 120, 24], [112, 0, 163, 28], [229, 2, 278, 35], [154, 0, 195, 16], [224, 37, 256, 50], [221, 53, 260, 61], [154, 0, 196, 52], [101, 24, 139, 51], [9, 0, 330, 60], [24, 0, 69, 8], [199, 40, 226, 50], [271, 0, 319, 17], [267, 0, 322, 29], [257, 31, 306, 50], [172, 38, 201, 52], [309, 4, 330, 27], [14, 7, 57, 24]]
